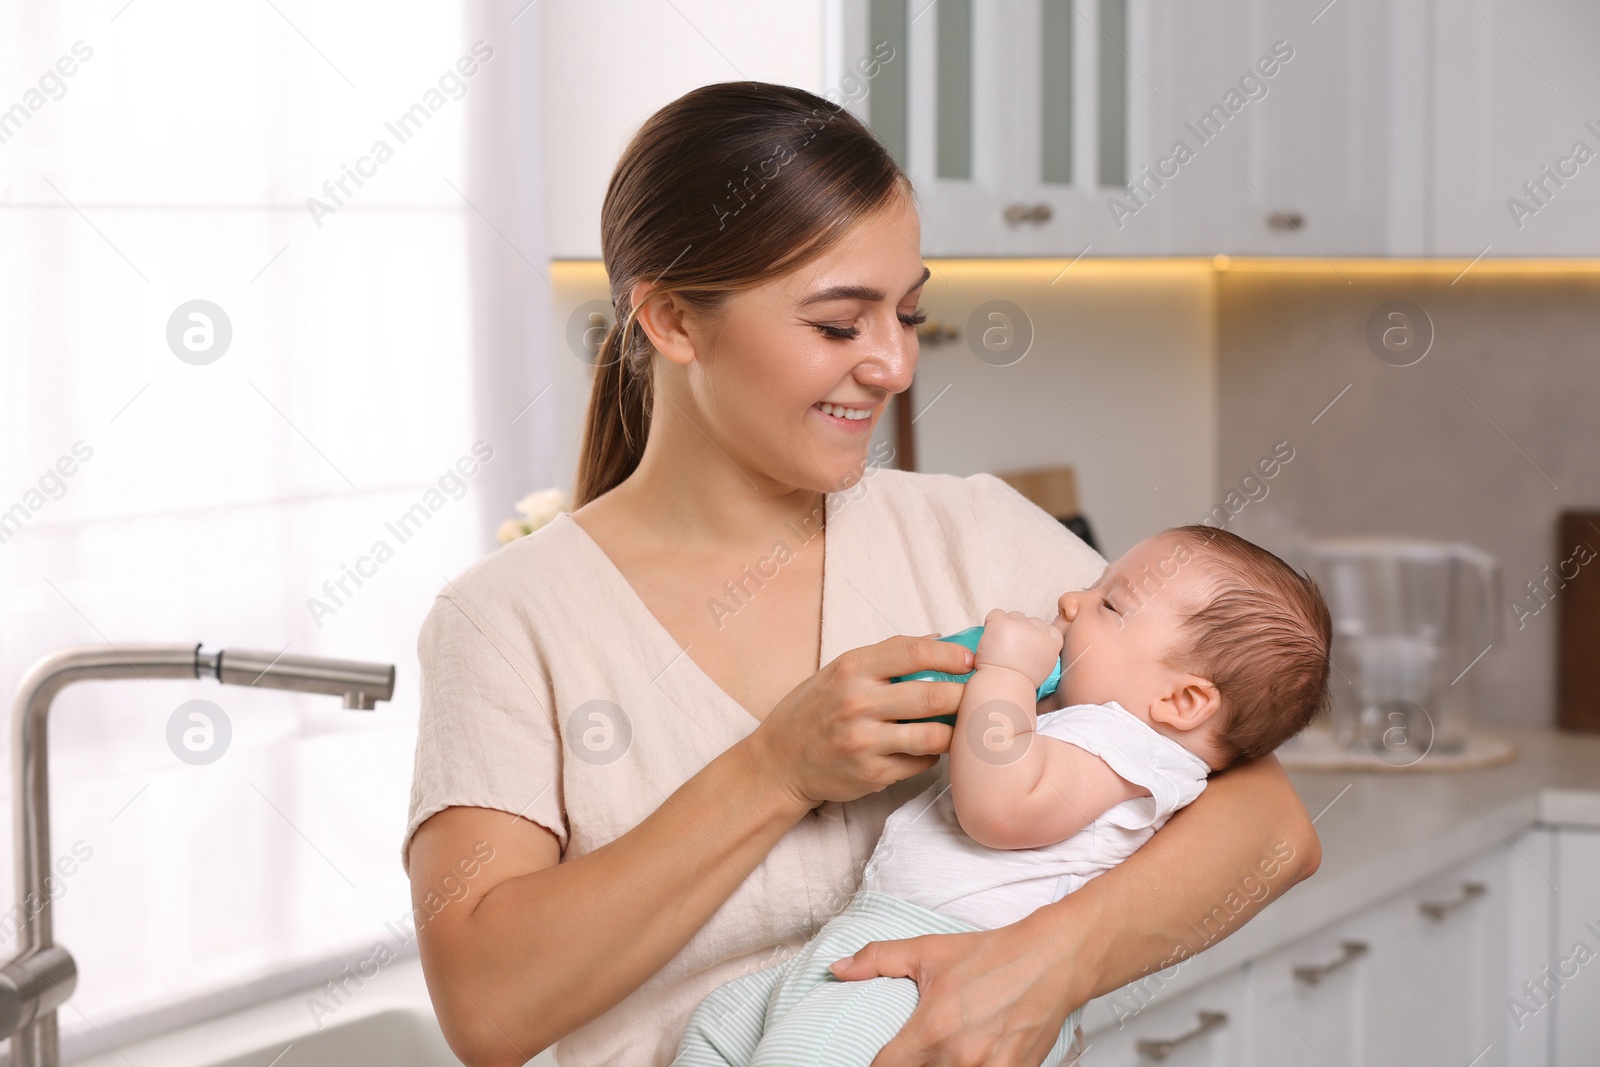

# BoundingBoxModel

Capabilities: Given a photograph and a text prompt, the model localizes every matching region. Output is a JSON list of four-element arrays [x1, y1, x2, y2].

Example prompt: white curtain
[[0, 0, 550, 1052]]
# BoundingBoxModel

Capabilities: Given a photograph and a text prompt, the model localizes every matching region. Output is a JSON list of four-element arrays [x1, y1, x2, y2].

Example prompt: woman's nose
[[857, 316, 917, 395]]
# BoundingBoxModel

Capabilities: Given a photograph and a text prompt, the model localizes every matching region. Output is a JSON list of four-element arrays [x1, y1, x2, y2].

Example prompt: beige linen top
[[402, 466, 1107, 1066]]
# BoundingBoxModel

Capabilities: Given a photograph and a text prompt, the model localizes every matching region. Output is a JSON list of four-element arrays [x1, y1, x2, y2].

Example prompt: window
[[0, 0, 546, 1042]]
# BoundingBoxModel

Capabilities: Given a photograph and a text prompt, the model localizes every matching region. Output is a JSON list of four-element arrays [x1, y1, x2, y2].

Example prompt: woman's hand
[[828, 911, 1078, 1067], [746, 634, 975, 809]]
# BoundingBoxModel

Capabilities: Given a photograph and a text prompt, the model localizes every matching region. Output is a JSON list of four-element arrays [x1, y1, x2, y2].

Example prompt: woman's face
[[675, 192, 928, 495]]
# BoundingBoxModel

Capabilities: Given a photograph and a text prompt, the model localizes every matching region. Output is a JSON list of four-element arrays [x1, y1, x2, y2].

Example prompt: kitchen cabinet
[[1078, 837, 1528, 1064], [1505, 828, 1557, 1067], [1152, 0, 1393, 256], [1079, 967, 1247, 1065], [1551, 829, 1600, 1066], [538, 1, 1600, 259], [1240, 844, 1511, 1064], [1240, 917, 1366, 1065], [845, 0, 1600, 256], [1430, 0, 1600, 256], [1355, 844, 1511, 1065], [848, 0, 1396, 256], [848, 0, 1151, 256], [541, 1, 1600, 258]]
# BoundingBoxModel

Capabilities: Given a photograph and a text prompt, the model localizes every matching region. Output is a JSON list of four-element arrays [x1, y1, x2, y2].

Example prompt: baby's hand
[[973, 608, 1064, 687]]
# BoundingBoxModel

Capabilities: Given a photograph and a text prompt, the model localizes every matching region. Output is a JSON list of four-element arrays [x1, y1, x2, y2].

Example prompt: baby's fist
[[974, 608, 1064, 686]]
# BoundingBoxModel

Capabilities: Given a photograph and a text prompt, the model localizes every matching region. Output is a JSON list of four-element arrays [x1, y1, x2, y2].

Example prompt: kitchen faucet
[[0, 643, 396, 1067]]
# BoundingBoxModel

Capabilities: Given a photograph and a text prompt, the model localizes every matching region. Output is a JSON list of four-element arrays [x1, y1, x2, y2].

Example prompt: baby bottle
[[889, 624, 1062, 726]]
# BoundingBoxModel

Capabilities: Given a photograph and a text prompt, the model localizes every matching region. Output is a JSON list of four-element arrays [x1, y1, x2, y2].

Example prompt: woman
[[403, 81, 1320, 1067]]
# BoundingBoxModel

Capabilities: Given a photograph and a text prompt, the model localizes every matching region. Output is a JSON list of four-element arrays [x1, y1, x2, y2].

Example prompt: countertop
[[1090, 726, 1600, 1010]]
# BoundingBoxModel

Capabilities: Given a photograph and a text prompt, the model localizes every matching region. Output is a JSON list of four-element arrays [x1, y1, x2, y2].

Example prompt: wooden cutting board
[[1558, 511, 1600, 732], [993, 465, 1080, 518]]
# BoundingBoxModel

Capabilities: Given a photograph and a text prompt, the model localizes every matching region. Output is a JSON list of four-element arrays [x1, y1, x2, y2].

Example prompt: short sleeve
[[401, 592, 567, 872], [963, 472, 1108, 619], [1034, 704, 1209, 830]]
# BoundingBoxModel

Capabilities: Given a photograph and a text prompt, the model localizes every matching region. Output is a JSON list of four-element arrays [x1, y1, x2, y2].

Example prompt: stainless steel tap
[[2, 644, 395, 1067]]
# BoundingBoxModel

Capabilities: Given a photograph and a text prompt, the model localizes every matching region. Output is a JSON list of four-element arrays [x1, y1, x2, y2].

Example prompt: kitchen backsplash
[[1216, 268, 1600, 730]]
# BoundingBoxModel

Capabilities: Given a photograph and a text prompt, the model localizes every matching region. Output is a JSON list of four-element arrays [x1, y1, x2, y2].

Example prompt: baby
[[674, 525, 1331, 1067]]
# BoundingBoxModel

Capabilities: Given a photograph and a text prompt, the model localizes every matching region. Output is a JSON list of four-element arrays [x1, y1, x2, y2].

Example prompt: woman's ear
[[1150, 674, 1221, 732], [630, 282, 696, 367]]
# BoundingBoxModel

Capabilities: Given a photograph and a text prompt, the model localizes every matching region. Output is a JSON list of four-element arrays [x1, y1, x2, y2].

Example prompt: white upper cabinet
[[540, 1, 1600, 257], [1155, 0, 1394, 256], [1245, 0, 1392, 255], [848, 0, 1399, 256], [1430, 0, 1600, 256], [844, 0, 1600, 256], [848, 0, 1160, 255]]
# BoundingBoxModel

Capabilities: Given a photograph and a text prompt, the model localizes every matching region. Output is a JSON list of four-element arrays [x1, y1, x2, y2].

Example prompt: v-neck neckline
[[557, 494, 841, 727]]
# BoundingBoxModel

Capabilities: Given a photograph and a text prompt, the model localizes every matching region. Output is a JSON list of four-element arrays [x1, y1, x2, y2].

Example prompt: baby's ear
[[1154, 675, 1221, 731]]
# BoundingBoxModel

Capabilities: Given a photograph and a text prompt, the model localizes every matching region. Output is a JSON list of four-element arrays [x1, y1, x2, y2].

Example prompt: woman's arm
[[831, 752, 1318, 1067], [1029, 751, 1319, 1000], [410, 633, 973, 1067], [409, 740, 811, 1067]]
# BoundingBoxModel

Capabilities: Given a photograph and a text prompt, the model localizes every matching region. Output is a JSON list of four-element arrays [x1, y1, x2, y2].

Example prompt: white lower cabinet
[[1080, 838, 1527, 1065], [1551, 829, 1600, 1067], [1352, 844, 1511, 1065], [1238, 918, 1363, 1065], [1078, 967, 1247, 1066], [1504, 829, 1557, 1067]]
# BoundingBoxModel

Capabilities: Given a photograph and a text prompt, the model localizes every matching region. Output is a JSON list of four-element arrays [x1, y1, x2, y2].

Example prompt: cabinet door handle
[[1003, 203, 1053, 226], [913, 320, 961, 345], [1292, 940, 1369, 986], [1267, 210, 1305, 231], [1134, 1010, 1227, 1061], [1419, 881, 1487, 921]]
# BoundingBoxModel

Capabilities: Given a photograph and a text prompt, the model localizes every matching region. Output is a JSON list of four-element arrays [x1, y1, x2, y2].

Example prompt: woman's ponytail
[[570, 81, 908, 509], [572, 310, 651, 510]]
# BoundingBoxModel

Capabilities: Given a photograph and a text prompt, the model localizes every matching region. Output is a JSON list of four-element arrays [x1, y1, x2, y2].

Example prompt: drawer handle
[[1292, 940, 1369, 986], [1419, 881, 1487, 921], [1134, 1010, 1227, 1061]]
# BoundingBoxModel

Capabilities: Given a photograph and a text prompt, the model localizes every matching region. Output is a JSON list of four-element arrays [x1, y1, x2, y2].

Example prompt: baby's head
[[1047, 525, 1331, 771]]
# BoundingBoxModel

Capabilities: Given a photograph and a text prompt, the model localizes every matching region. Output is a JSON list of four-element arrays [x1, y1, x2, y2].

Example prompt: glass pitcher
[[1308, 539, 1500, 757]]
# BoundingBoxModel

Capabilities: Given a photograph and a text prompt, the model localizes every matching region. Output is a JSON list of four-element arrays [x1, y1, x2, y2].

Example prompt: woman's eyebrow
[[799, 284, 883, 307], [797, 267, 931, 308]]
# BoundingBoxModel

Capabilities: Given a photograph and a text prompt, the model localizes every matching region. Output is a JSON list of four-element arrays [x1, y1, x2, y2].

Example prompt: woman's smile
[[811, 400, 878, 431]]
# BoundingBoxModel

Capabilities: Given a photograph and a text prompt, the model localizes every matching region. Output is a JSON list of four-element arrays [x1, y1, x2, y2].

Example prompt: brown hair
[[1166, 525, 1332, 768], [572, 81, 911, 508]]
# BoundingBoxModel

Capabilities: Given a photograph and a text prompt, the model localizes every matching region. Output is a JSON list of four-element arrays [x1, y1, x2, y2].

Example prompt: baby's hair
[[1164, 525, 1332, 768]]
